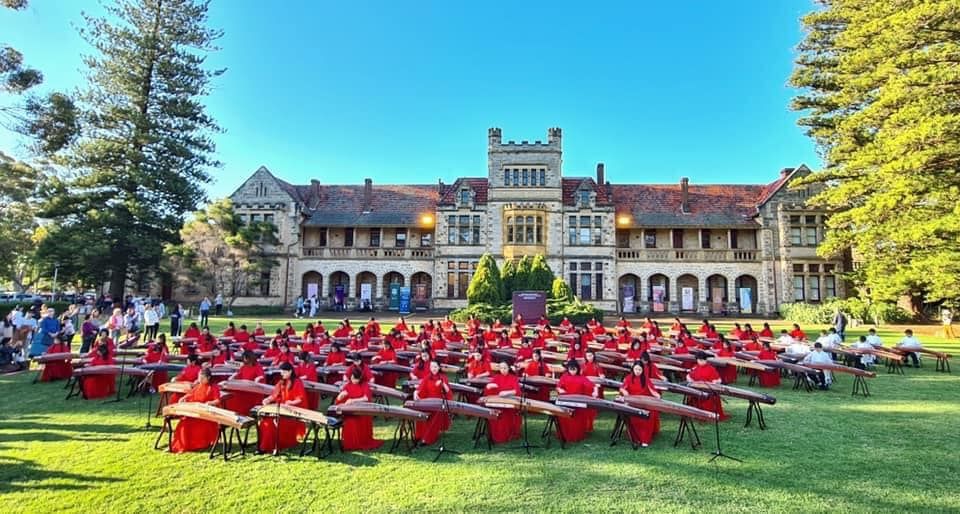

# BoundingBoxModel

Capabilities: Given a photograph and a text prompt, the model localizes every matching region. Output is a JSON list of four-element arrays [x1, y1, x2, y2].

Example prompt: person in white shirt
[[143, 305, 160, 341], [896, 329, 923, 367], [852, 335, 876, 368], [822, 328, 842, 349], [803, 342, 834, 389], [776, 329, 796, 347], [865, 328, 883, 348], [784, 330, 810, 356]]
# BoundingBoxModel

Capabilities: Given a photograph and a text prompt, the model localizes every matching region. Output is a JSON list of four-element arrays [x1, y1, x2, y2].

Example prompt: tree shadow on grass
[[0, 455, 120, 494]]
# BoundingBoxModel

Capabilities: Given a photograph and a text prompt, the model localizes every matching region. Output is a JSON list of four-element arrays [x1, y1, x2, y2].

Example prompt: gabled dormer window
[[458, 189, 471, 205], [578, 189, 592, 207]]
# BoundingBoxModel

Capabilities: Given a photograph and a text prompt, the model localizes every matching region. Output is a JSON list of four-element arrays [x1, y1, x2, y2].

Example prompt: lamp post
[[52, 262, 60, 302]]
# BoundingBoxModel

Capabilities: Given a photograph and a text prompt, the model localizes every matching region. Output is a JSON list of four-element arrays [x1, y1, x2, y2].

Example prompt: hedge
[[779, 298, 912, 325]]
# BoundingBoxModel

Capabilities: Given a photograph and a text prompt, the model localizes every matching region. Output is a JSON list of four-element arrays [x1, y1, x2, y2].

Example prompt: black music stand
[[103, 355, 128, 404], [707, 392, 741, 464], [430, 390, 461, 462], [511, 381, 540, 455], [136, 371, 156, 430]]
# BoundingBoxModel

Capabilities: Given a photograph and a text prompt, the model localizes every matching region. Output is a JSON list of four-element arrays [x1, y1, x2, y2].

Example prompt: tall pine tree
[[37, 0, 223, 296], [791, 0, 960, 309]]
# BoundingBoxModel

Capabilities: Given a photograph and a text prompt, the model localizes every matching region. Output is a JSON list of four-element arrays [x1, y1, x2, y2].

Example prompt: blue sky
[[1, 0, 819, 199]]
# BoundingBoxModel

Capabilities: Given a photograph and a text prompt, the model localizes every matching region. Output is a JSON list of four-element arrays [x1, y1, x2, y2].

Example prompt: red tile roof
[[611, 183, 766, 227], [439, 178, 488, 205], [562, 177, 612, 206], [302, 184, 439, 226]]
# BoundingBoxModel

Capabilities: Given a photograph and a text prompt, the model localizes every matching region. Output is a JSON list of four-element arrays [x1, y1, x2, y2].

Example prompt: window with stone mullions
[[506, 215, 543, 244], [448, 215, 481, 245], [568, 215, 602, 246]]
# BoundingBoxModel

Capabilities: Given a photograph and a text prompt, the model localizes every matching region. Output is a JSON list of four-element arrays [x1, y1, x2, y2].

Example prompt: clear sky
[[1, 0, 820, 199]]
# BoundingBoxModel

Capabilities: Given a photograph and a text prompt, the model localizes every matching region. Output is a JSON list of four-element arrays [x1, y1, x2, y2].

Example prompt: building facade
[[224, 127, 846, 315]]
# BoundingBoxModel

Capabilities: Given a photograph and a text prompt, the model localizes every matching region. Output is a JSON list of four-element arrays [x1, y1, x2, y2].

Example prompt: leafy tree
[[529, 254, 554, 292], [164, 199, 278, 308], [500, 258, 517, 300], [790, 0, 960, 308], [466, 253, 503, 305], [551, 276, 573, 302], [0, 152, 41, 289], [0, 1, 41, 97], [515, 255, 533, 291], [36, 0, 223, 297]]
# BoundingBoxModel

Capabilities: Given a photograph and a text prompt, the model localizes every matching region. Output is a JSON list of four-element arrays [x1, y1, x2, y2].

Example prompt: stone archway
[[735, 274, 759, 314], [648, 273, 669, 312], [302, 271, 323, 299], [383, 271, 404, 310], [706, 274, 728, 313], [619, 274, 640, 313], [677, 274, 699, 312]]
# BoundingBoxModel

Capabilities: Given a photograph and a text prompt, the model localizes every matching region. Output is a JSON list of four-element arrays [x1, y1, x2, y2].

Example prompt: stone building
[[223, 127, 845, 315]]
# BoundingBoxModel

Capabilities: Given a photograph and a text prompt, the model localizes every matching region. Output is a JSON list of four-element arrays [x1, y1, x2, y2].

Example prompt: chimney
[[596, 162, 605, 186], [438, 178, 444, 193], [680, 177, 690, 214], [363, 178, 372, 213], [310, 179, 321, 208], [780, 167, 794, 179]]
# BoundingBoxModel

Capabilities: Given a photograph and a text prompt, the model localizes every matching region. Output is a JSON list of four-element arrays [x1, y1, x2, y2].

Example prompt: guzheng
[[303, 380, 340, 395], [651, 379, 711, 399], [520, 375, 559, 388], [33, 352, 78, 363], [586, 376, 623, 390], [219, 379, 274, 396], [754, 359, 817, 375], [72, 365, 150, 378], [327, 401, 429, 421], [162, 402, 254, 430], [368, 383, 408, 401], [688, 382, 777, 405], [371, 363, 414, 374], [316, 365, 348, 376], [408, 380, 482, 396], [596, 351, 625, 363], [404, 399, 500, 420], [477, 395, 574, 418], [157, 382, 193, 394], [709, 357, 772, 372], [648, 354, 684, 367], [803, 362, 877, 378], [556, 394, 649, 418], [139, 363, 186, 373], [619, 395, 718, 422], [251, 403, 339, 426]]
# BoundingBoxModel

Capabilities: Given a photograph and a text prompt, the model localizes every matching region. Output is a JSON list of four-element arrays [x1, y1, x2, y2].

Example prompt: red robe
[[759, 328, 774, 338], [254, 327, 266, 337], [757, 349, 781, 387], [39, 342, 73, 382], [522, 360, 551, 402], [582, 361, 603, 378], [171, 383, 222, 453], [374, 348, 398, 388], [414, 373, 452, 445], [81, 353, 116, 399], [716, 348, 738, 384], [485, 373, 522, 444], [170, 363, 202, 403], [336, 382, 384, 451], [622, 374, 660, 444], [143, 345, 169, 389], [556, 374, 596, 443], [224, 364, 266, 415], [258, 379, 308, 453], [332, 326, 351, 338], [295, 363, 320, 409], [566, 348, 586, 361], [688, 364, 729, 421]]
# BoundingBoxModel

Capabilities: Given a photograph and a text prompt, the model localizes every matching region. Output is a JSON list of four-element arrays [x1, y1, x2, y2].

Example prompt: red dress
[[622, 374, 660, 444], [414, 373, 452, 445], [81, 353, 116, 399], [374, 349, 398, 388], [688, 364, 729, 421], [485, 373, 522, 444], [759, 328, 774, 338], [716, 349, 738, 384], [181, 328, 201, 354], [257, 379, 308, 453], [224, 364, 266, 415], [170, 363, 201, 403], [295, 363, 320, 409], [39, 342, 73, 382], [336, 382, 384, 451], [757, 349, 781, 387], [522, 361, 551, 402], [143, 345, 169, 389], [556, 373, 596, 443], [171, 383, 222, 453]]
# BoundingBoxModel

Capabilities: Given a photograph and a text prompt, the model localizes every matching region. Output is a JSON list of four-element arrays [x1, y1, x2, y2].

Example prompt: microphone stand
[[707, 391, 741, 464], [431, 381, 460, 462], [104, 352, 127, 404], [512, 378, 539, 455]]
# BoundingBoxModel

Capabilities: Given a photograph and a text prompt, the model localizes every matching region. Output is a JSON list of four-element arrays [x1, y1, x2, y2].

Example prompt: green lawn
[[1, 317, 958, 513]]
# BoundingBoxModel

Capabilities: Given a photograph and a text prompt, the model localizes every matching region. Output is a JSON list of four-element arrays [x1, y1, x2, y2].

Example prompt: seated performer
[[142, 334, 170, 389], [566, 340, 586, 361], [896, 329, 923, 367], [181, 323, 201, 354], [789, 323, 808, 341], [522, 349, 552, 402], [343, 352, 374, 385], [803, 342, 834, 390], [413, 360, 452, 446], [715, 339, 738, 384], [852, 336, 876, 369], [170, 368, 222, 453], [335, 368, 384, 451], [224, 351, 267, 415], [619, 361, 660, 447], [39, 335, 73, 382], [582, 350, 604, 378], [483, 361, 522, 444], [686, 351, 728, 421], [295, 351, 319, 409], [555, 360, 599, 443], [372, 339, 399, 388], [759, 322, 774, 338], [257, 362, 307, 454], [82, 344, 116, 399], [756, 341, 781, 387], [222, 322, 237, 338], [253, 322, 266, 337]]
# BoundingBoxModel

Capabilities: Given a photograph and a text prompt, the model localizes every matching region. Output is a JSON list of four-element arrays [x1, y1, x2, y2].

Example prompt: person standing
[[30, 308, 61, 358], [295, 295, 304, 318], [199, 297, 211, 328], [833, 309, 848, 342], [169, 303, 182, 337], [214, 293, 224, 316], [143, 304, 160, 341]]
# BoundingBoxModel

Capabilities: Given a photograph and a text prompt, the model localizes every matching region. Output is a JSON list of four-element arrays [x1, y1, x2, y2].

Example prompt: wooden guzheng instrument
[[556, 394, 649, 418], [33, 352, 78, 363], [648, 354, 684, 367], [251, 403, 339, 426], [478, 395, 574, 418], [139, 363, 186, 373], [157, 382, 193, 394], [219, 379, 274, 396], [404, 399, 500, 420], [371, 363, 414, 374], [709, 357, 772, 372], [586, 376, 623, 390], [303, 380, 340, 395], [368, 383, 408, 401], [598, 362, 631, 374], [408, 379, 482, 396], [651, 379, 711, 399], [520, 375, 559, 388], [688, 382, 777, 405], [162, 402, 254, 430], [72, 365, 150, 378], [754, 359, 817, 374], [803, 362, 877, 378], [327, 401, 429, 421], [316, 365, 348, 376], [619, 395, 718, 422]]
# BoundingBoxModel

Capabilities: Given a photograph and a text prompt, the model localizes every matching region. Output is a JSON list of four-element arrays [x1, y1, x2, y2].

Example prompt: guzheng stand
[[609, 413, 637, 450], [154, 416, 251, 461], [673, 416, 701, 450], [104, 356, 129, 404], [511, 382, 540, 455], [300, 419, 338, 459], [389, 418, 416, 453], [707, 393, 741, 464], [471, 417, 493, 450], [429, 393, 461, 462], [850, 374, 870, 397], [541, 416, 565, 449], [743, 400, 767, 430]]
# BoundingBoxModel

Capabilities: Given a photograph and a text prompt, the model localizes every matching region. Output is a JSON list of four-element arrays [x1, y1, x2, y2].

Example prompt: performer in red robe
[[582, 351, 604, 378], [82, 345, 116, 399], [181, 323, 201, 354], [566, 341, 586, 361], [295, 351, 320, 409], [332, 322, 351, 338], [716, 339, 738, 384], [522, 350, 552, 402], [555, 360, 599, 443], [235, 325, 252, 345], [224, 351, 267, 415], [413, 360, 452, 446], [254, 322, 266, 337], [170, 368, 222, 453], [626, 340, 645, 361], [558, 317, 573, 333], [257, 363, 307, 453], [170, 353, 202, 403], [335, 368, 384, 451], [789, 324, 808, 341], [759, 323, 774, 339], [39, 336, 73, 382], [343, 353, 375, 385], [372, 340, 399, 388], [283, 323, 297, 337], [142, 334, 170, 389], [619, 361, 660, 446], [687, 352, 729, 421], [198, 327, 216, 353], [757, 342, 781, 387], [483, 361, 522, 444]]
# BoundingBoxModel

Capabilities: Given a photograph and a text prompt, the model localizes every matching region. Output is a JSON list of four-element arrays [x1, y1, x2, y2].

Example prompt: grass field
[[1, 317, 959, 513]]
